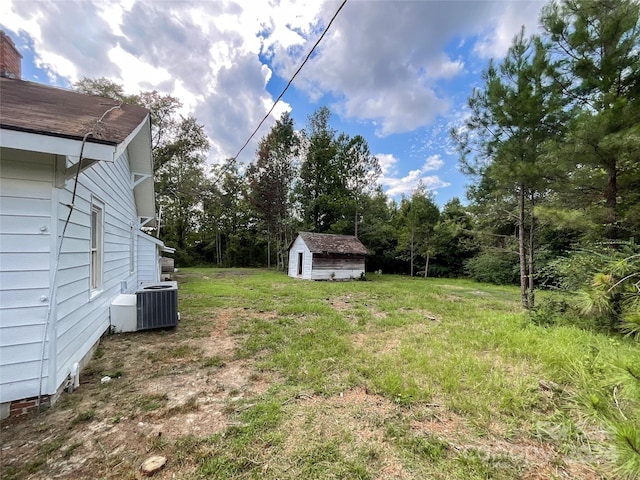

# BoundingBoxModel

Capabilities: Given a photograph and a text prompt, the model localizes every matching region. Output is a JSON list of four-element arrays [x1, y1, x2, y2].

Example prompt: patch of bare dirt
[[351, 322, 434, 354], [201, 308, 235, 357], [0, 305, 275, 480]]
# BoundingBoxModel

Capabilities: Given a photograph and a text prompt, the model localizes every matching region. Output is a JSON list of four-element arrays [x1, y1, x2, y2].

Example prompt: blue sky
[[1, 0, 546, 207]]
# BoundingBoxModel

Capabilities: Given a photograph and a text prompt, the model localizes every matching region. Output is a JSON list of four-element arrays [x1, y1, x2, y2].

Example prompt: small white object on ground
[[141, 455, 167, 476]]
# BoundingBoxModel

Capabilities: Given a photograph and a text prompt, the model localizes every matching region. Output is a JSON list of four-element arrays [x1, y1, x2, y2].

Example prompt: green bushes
[[538, 244, 640, 334], [464, 251, 519, 285]]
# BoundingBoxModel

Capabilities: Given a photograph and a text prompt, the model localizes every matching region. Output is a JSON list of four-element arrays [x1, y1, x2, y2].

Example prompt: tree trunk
[[528, 191, 535, 309], [424, 233, 430, 278], [424, 252, 429, 279], [518, 184, 529, 309], [605, 160, 617, 240], [410, 234, 415, 277], [216, 230, 222, 265], [354, 205, 358, 237], [267, 235, 271, 269]]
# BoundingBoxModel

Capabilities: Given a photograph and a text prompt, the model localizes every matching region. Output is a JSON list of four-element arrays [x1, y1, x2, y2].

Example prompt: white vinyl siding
[[53, 149, 139, 391], [137, 232, 161, 285], [1, 114, 157, 410], [0, 149, 54, 403]]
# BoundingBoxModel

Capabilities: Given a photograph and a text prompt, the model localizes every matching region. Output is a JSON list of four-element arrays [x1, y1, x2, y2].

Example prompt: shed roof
[[295, 232, 368, 255], [0, 77, 149, 145]]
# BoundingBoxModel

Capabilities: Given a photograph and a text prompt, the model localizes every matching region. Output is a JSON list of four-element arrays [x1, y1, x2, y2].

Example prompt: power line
[[230, 0, 348, 164]]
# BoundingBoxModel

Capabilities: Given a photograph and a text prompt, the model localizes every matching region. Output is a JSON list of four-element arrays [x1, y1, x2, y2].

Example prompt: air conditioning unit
[[136, 281, 179, 330]]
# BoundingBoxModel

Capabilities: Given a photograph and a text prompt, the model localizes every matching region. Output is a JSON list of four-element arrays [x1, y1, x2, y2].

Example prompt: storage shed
[[288, 232, 368, 280]]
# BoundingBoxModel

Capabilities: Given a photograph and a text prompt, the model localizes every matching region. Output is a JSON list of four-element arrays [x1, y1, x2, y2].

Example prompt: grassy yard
[[1, 268, 638, 479]]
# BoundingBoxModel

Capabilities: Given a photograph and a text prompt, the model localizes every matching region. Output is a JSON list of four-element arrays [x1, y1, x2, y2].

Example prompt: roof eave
[[0, 127, 119, 162], [1, 115, 157, 227], [127, 115, 156, 226]]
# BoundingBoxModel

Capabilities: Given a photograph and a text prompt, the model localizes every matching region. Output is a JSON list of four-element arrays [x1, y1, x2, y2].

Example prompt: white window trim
[[90, 197, 105, 298], [129, 221, 135, 274]]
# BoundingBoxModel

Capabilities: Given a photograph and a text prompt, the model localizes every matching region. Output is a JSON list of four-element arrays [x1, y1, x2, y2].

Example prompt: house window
[[129, 223, 135, 273], [298, 252, 303, 276], [90, 201, 104, 292]]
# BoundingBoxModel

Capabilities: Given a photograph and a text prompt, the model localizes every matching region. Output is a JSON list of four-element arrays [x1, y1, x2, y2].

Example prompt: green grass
[[168, 268, 639, 479], [5, 268, 634, 480]]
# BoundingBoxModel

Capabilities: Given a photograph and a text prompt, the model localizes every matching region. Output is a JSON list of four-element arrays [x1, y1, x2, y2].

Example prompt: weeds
[[72, 409, 96, 424], [202, 355, 226, 368], [134, 393, 169, 412], [3, 268, 637, 479]]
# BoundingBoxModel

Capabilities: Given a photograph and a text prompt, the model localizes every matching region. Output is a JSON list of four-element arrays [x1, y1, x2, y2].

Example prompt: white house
[[0, 32, 168, 418], [288, 232, 368, 281], [137, 231, 175, 284]]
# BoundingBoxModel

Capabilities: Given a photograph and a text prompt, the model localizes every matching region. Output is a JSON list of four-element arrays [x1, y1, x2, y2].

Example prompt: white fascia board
[[136, 231, 174, 253], [0, 128, 117, 162], [126, 115, 153, 176], [115, 114, 149, 165], [137, 230, 164, 246]]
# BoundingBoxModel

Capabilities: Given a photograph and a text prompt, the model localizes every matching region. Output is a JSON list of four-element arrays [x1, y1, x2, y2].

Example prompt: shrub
[[464, 251, 518, 285], [528, 296, 572, 327]]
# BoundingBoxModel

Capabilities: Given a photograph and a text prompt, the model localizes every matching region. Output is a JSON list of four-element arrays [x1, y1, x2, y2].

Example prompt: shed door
[[298, 252, 303, 275]]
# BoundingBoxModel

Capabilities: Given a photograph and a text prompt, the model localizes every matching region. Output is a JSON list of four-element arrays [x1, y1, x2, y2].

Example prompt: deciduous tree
[[246, 112, 299, 269]]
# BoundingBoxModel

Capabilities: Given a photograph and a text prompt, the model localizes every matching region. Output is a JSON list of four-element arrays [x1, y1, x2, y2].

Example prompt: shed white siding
[[310, 257, 365, 281], [287, 236, 313, 280], [137, 232, 161, 285], [0, 149, 55, 403]]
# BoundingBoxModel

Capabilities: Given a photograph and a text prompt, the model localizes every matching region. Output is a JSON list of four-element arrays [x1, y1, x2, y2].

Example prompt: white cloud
[[376, 153, 398, 176], [423, 155, 444, 172], [1, 0, 547, 176], [382, 171, 451, 198], [107, 45, 171, 92], [423, 55, 465, 80], [378, 153, 450, 198], [473, 2, 544, 59], [259, 0, 322, 54]]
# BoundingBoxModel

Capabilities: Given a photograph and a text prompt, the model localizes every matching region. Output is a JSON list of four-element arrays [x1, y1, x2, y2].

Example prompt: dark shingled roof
[[297, 232, 368, 255], [0, 77, 149, 145]]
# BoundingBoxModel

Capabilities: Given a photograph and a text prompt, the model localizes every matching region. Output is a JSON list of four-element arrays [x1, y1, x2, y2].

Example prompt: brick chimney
[[1, 31, 22, 79]]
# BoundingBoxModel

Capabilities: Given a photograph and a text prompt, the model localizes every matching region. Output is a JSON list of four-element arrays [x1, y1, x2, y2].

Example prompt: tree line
[[73, 76, 475, 280], [74, 0, 639, 332]]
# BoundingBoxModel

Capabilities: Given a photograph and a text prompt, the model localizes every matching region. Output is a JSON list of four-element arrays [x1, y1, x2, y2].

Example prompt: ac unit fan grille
[[136, 282, 178, 330]]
